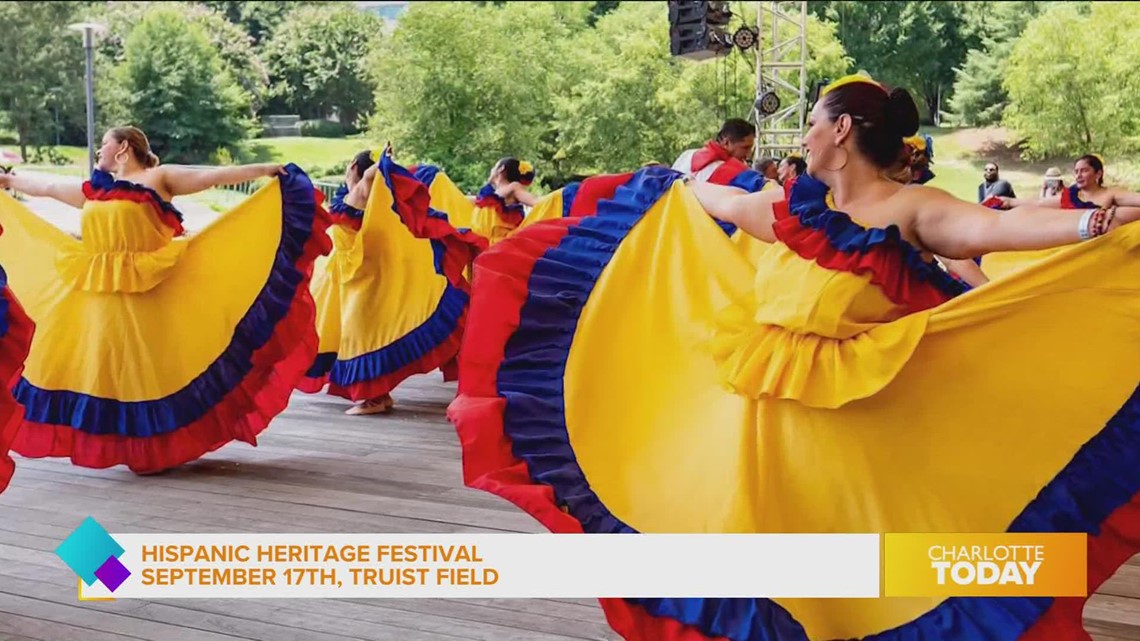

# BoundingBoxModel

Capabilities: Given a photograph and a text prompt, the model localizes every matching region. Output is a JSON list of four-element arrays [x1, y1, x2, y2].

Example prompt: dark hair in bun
[[350, 150, 374, 181], [495, 157, 535, 185], [821, 82, 920, 169]]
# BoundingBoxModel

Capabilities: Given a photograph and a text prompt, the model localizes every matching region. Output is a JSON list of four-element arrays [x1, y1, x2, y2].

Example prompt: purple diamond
[[94, 555, 131, 592]]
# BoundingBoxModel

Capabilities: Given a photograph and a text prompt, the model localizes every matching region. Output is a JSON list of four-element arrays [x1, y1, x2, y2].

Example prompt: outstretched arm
[[915, 186, 1140, 259], [688, 180, 781, 243], [0, 172, 85, 209], [159, 163, 284, 198], [1107, 188, 1140, 207], [996, 194, 1062, 209]]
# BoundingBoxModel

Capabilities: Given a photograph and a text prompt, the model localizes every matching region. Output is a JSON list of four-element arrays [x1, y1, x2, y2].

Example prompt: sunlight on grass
[[238, 136, 374, 178]]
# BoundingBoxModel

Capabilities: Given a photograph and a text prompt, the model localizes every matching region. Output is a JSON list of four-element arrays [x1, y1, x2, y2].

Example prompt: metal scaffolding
[[752, 1, 808, 163]]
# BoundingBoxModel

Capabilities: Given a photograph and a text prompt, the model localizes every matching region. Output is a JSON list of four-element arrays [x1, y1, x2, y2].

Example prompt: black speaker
[[669, 1, 733, 61]]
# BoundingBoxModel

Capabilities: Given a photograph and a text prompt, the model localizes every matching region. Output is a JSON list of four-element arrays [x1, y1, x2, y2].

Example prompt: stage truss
[[752, 1, 808, 162]]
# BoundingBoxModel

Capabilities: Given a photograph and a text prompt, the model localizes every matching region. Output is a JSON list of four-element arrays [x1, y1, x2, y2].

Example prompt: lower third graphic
[[56, 517, 131, 593]]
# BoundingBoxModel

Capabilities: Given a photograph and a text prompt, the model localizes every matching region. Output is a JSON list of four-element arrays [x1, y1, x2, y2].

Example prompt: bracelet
[[1079, 209, 1095, 240], [1100, 205, 1117, 236]]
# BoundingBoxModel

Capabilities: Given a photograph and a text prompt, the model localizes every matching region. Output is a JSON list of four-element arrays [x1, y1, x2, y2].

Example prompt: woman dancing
[[449, 75, 1140, 641], [983, 154, 1140, 278], [301, 148, 484, 415], [0, 125, 331, 474]]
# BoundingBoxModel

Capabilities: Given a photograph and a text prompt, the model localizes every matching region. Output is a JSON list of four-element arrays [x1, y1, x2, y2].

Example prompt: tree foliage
[[90, 2, 269, 116], [809, 1, 972, 121], [0, 1, 86, 157], [947, 1, 1078, 126], [115, 8, 255, 162], [371, 1, 848, 188], [262, 4, 385, 128], [369, 2, 595, 190], [554, 3, 849, 173], [200, 0, 296, 45], [1004, 2, 1140, 158]]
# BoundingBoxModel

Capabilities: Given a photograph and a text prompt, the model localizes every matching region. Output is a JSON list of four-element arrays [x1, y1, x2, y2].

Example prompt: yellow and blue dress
[[0, 166, 332, 473], [406, 166, 526, 246], [449, 167, 1140, 641], [300, 156, 485, 400], [0, 224, 33, 492]]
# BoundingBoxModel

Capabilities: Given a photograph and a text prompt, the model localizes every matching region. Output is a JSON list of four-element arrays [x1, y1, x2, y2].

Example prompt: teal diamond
[[55, 517, 124, 586]]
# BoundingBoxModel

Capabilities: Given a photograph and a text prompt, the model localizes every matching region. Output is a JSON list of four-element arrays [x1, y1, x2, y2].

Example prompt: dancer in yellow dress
[[0, 126, 332, 473], [300, 149, 485, 414], [0, 223, 34, 493], [449, 75, 1140, 641], [412, 158, 537, 246], [984, 154, 1140, 279]]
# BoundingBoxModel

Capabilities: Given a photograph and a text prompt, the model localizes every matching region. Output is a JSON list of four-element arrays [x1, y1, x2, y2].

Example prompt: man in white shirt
[[672, 118, 756, 181]]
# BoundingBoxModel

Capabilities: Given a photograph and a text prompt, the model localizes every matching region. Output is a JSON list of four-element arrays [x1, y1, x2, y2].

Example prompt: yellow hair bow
[[1090, 152, 1105, 164], [820, 72, 884, 98], [369, 148, 382, 163], [903, 135, 927, 151], [518, 160, 534, 175]]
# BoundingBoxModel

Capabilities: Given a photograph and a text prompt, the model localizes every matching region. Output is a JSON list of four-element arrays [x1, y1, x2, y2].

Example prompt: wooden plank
[[1, 476, 518, 536], [146, 598, 609, 641], [1101, 565, 1140, 600], [0, 594, 249, 641], [1086, 594, 1140, 640], [0, 613, 152, 641]]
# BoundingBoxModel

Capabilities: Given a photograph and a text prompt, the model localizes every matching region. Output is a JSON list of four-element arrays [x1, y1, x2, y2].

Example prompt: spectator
[[978, 162, 1016, 202], [1041, 167, 1064, 198], [754, 157, 779, 181]]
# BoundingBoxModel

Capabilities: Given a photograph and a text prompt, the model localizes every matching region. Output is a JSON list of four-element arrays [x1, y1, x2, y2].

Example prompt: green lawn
[[238, 136, 374, 171], [0, 144, 87, 166], [3, 136, 372, 180]]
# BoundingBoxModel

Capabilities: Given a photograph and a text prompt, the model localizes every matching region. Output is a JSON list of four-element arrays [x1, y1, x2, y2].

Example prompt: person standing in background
[[978, 162, 1016, 202]]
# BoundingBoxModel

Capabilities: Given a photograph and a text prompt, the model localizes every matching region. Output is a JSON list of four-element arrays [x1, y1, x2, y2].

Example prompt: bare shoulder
[[898, 184, 962, 215], [136, 166, 175, 199]]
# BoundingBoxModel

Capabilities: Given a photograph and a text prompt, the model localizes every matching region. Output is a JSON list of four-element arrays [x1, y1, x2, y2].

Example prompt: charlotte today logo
[[929, 544, 1043, 586], [56, 517, 132, 592], [883, 533, 1086, 598]]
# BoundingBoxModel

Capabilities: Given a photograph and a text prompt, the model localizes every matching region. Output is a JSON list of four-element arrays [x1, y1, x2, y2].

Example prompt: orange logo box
[[883, 533, 1087, 597]]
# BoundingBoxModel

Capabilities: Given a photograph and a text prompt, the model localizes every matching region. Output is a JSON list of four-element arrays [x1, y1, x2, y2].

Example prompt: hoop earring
[[113, 150, 128, 172], [823, 146, 849, 172]]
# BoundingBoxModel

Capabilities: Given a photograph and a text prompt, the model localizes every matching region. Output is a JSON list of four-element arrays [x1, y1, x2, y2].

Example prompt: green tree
[[262, 4, 385, 128], [947, 1, 1078, 126], [116, 8, 255, 162], [553, 2, 849, 174], [1003, 3, 1140, 158], [369, 1, 593, 190], [201, 0, 296, 45], [0, 1, 86, 159], [809, 1, 971, 122], [588, 0, 622, 26], [90, 2, 270, 115]]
